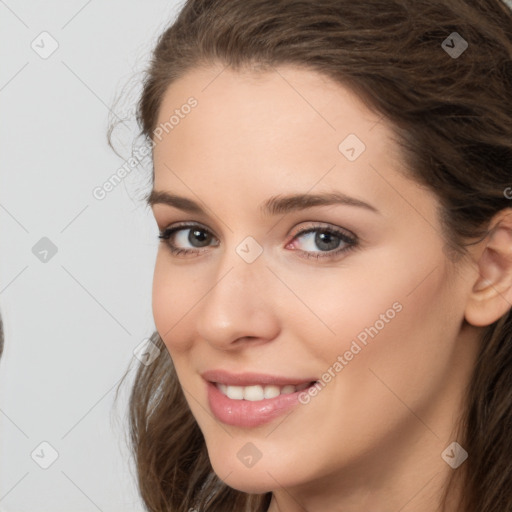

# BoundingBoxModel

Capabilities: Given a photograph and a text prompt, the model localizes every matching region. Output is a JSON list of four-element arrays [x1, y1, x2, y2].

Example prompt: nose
[[194, 249, 281, 350]]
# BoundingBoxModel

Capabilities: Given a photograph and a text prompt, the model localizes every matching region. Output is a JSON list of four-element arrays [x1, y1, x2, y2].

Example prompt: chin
[[215, 469, 275, 494], [206, 450, 277, 493]]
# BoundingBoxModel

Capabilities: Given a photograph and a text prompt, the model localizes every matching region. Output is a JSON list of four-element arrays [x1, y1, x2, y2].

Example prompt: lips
[[202, 369, 319, 427]]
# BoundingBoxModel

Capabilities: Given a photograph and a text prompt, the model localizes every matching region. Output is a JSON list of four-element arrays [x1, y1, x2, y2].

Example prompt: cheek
[[324, 262, 455, 417], [296, 243, 454, 395], [151, 253, 197, 353]]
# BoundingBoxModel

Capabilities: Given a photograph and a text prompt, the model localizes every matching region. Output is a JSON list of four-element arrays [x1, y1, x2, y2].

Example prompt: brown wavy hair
[[112, 0, 512, 510]]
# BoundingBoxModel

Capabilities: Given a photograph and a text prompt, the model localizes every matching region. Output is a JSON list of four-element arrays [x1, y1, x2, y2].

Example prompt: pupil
[[316, 231, 340, 251], [190, 229, 210, 247]]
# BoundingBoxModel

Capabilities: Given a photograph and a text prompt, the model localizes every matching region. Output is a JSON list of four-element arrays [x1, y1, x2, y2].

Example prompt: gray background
[[0, 1, 182, 510]]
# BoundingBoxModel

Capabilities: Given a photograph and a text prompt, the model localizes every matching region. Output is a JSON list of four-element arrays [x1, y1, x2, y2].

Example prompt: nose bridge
[[195, 239, 279, 347], [208, 232, 269, 305]]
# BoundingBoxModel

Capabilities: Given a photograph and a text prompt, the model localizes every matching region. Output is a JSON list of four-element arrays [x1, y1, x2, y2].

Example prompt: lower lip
[[206, 381, 314, 428]]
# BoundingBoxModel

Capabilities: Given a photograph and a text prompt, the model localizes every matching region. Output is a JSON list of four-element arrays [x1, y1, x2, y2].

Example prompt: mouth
[[214, 381, 317, 401], [201, 369, 319, 426], [203, 372, 319, 428]]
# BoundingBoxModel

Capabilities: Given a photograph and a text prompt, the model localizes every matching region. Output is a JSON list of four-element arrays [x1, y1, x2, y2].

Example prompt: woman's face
[[150, 65, 481, 506]]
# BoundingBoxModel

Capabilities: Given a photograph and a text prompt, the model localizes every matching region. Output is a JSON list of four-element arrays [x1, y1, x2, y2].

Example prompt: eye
[[158, 222, 359, 260], [286, 224, 358, 260], [158, 222, 218, 257]]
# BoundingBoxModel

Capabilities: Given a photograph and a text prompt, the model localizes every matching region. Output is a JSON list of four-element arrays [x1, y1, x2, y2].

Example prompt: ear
[[465, 209, 512, 327]]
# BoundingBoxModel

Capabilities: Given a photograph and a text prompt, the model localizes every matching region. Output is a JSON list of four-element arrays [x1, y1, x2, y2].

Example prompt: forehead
[[153, 64, 391, 158], [151, 64, 435, 224]]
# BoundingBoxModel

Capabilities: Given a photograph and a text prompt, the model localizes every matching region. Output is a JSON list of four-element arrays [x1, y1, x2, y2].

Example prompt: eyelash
[[158, 222, 359, 261]]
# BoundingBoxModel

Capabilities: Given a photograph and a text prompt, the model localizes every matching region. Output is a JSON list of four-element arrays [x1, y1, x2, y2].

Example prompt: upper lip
[[201, 369, 317, 387]]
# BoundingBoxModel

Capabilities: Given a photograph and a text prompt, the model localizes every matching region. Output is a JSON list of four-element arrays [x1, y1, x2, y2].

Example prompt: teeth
[[217, 382, 311, 400], [281, 385, 296, 394], [264, 385, 280, 399], [244, 385, 264, 401], [226, 385, 244, 400]]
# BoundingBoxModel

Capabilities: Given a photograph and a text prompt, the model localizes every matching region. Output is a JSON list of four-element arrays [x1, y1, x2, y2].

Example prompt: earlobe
[[464, 209, 512, 327]]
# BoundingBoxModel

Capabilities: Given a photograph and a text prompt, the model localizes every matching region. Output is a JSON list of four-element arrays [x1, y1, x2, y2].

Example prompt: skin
[[149, 64, 512, 512]]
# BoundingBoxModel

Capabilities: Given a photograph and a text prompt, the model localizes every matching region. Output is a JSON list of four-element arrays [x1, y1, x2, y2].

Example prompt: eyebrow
[[146, 190, 379, 216]]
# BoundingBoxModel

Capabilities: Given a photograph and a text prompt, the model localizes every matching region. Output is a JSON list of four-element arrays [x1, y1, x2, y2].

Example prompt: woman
[[113, 0, 512, 510]]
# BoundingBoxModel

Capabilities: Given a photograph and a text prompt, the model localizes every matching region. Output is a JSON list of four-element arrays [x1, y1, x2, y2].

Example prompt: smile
[[203, 370, 319, 427], [215, 382, 313, 401]]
